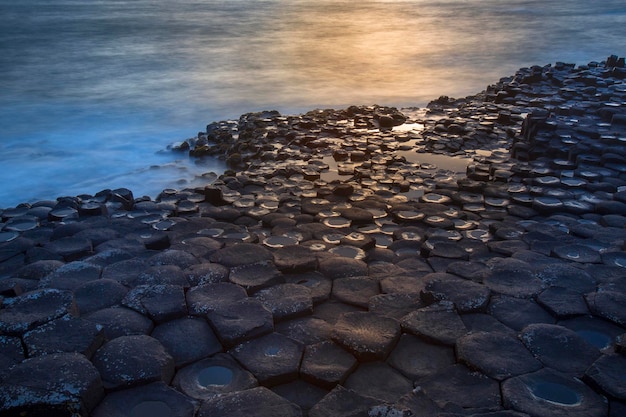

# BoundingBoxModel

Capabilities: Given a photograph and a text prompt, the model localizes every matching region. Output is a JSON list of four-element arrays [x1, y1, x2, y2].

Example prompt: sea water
[[1, 0, 625, 208]]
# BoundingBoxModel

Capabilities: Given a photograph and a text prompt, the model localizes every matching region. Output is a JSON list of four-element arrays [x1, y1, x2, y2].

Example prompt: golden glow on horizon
[[249, 1, 509, 107]]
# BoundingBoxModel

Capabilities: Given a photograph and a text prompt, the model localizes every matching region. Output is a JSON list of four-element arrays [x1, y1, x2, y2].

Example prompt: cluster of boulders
[[0, 56, 625, 416]]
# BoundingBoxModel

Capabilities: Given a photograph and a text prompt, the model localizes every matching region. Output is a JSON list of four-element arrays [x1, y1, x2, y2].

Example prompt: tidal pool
[[530, 382, 581, 406], [197, 366, 234, 387]]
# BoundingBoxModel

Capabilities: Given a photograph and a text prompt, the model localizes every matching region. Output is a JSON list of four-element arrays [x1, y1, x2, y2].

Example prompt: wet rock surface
[[1, 56, 626, 415]]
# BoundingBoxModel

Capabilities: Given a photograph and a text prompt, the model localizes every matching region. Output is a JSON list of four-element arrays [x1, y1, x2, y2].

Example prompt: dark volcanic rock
[[83, 306, 154, 340], [151, 316, 222, 368], [368, 293, 423, 320], [332, 276, 380, 308], [230, 332, 304, 386], [502, 368, 608, 417], [520, 323, 601, 376], [0, 335, 25, 379], [15, 259, 64, 280], [183, 262, 230, 285], [148, 249, 199, 269], [417, 364, 501, 410], [101, 258, 149, 286], [228, 260, 284, 293], [38, 260, 102, 290], [392, 389, 443, 417], [173, 353, 258, 401], [186, 282, 247, 315], [198, 386, 302, 417], [74, 278, 128, 315], [483, 258, 544, 298], [552, 244, 602, 263], [0, 352, 103, 416], [275, 317, 333, 346], [5, 56, 626, 416], [273, 245, 319, 272], [270, 380, 329, 415], [22, 315, 105, 359], [284, 271, 332, 304], [387, 333, 456, 380], [0, 288, 76, 335], [308, 385, 380, 417], [92, 334, 175, 390], [344, 362, 412, 403], [401, 301, 467, 346], [537, 263, 597, 292], [461, 312, 516, 335], [300, 340, 358, 389], [537, 286, 590, 318], [421, 272, 491, 313], [210, 242, 274, 267], [584, 353, 626, 401], [489, 295, 554, 331], [318, 256, 368, 279], [92, 382, 195, 417], [585, 290, 626, 327], [43, 237, 92, 261], [207, 298, 274, 347], [253, 283, 314, 321], [332, 311, 400, 361], [122, 284, 188, 323], [456, 331, 542, 381], [135, 264, 190, 287], [559, 315, 624, 351]]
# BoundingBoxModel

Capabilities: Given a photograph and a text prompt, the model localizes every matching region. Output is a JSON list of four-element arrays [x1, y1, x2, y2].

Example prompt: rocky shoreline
[[0, 56, 625, 416]]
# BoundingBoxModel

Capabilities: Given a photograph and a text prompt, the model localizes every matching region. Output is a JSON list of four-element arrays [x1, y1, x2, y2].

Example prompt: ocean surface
[[1, 0, 625, 208]]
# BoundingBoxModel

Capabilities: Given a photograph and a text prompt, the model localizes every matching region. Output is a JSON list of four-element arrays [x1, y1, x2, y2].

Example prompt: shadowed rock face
[[2, 56, 626, 416]]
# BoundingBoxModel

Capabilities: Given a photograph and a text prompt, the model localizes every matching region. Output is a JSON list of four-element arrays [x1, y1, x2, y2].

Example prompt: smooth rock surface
[[332, 311, 400, 361], [92, 335, 175, 390]]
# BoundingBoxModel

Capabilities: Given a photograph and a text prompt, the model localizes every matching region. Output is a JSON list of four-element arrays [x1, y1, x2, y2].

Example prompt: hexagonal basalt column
[[92, 382, 195, 417], [502, 368, 608, 417], [332, 311, 400, 361], [173, 353, 258, 401], [455, 331, 542, 381], [253, 283, 314, 321], [228, 261, 284, 294], [520, 323, 601, 376], [230, 332, 304, 386], [186, 282, 247, 316], [151, 316, 222, 368], [92, 335, 175, 390], [387, 334, 455, 380], [584, 354, 626, 401], [420, 272, 491, 313], [400, 301, 467, 346], [122, 284, 188, 323], [300, 341, 357, 389], [0, 289, 76, 335], [22, 315, 105, 359], [416, 364, 501, 410], [0, 352, 103, 415], [344, 362, 412, 403], [207, 298, 274, 347], [198, 386, 302, 417]]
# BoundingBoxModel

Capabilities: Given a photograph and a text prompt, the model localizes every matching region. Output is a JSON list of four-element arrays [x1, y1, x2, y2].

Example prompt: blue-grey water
[[1, 0, 625, 208]]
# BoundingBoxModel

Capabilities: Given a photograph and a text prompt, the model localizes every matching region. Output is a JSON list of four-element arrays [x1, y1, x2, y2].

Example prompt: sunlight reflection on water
[[1, 0, 626, 206]]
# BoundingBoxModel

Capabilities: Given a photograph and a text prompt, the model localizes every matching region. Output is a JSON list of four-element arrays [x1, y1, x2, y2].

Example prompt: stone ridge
[[0, 55, 625, 416]]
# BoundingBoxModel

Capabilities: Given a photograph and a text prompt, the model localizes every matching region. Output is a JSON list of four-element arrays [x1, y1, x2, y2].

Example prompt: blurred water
[[1, 0, 625, 208]]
